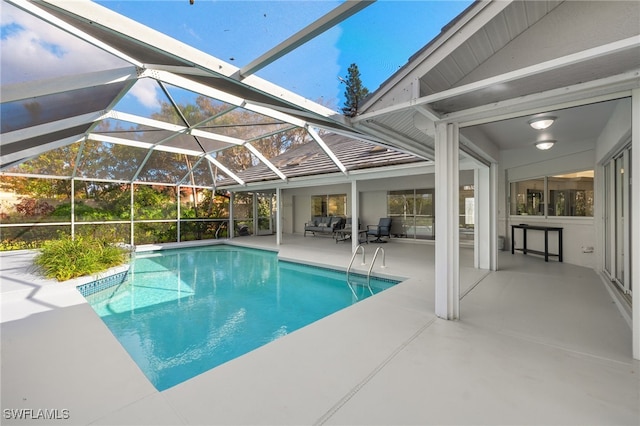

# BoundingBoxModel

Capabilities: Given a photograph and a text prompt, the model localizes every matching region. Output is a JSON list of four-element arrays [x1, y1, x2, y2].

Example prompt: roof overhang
[[357, 0, 640, 161]]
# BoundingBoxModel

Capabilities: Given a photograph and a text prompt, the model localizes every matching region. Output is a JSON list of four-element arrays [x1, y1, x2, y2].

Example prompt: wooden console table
[[511, 224, 563, 262]]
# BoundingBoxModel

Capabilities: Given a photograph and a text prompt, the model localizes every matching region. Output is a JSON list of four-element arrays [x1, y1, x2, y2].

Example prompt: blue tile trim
[[77, 271, 128, 297]]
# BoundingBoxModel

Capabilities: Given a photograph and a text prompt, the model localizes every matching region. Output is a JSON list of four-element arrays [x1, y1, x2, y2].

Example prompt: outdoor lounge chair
[[366, 218, 392, 243]]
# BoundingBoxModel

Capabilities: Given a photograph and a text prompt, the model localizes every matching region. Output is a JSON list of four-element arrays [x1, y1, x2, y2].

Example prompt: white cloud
[[128, 78, 160, 109], [1, 3, 129, 85]]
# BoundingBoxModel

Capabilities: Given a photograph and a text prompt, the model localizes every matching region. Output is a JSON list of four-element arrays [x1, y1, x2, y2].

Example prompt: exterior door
[[604, 145, 632, 297]]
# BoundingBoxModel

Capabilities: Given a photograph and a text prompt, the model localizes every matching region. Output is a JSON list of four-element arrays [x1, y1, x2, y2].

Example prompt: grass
[[35, 235, 129, 281]]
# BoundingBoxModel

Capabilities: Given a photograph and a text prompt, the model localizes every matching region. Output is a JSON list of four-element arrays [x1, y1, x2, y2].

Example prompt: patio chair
[[366, 218, 392, 243]]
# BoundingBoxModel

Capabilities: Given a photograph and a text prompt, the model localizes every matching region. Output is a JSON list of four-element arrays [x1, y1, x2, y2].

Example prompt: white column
[[475, 167, 489, 269], [351, 180, 359, 253], [490, 162, 498, 271], [229, 192, 234, 240], [435, 122, 460, 320], [276, 187, 282, 246], [631, 88, 640, 360], [176, 186, 181, 243], [474, 164, 498, 271]]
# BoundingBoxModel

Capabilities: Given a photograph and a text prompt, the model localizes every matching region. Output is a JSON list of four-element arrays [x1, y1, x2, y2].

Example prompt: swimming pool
[[83, 245, 398, 391]]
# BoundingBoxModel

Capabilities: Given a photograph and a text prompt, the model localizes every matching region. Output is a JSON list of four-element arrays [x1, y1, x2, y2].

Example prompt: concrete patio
[[1, 235, 638, 425]]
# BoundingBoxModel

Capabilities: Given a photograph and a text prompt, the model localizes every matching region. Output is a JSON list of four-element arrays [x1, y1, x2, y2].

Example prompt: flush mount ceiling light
[[535, 140, 556, 150], [528, 116, 556, 130]]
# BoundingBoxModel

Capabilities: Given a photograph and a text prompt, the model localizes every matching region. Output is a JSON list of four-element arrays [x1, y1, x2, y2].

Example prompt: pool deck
[[1, 235, 638, 425]]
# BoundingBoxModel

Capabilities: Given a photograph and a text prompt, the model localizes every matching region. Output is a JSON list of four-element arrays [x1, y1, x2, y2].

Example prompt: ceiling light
[[528, 116, 556, 130], [535, 140, 556, 150]]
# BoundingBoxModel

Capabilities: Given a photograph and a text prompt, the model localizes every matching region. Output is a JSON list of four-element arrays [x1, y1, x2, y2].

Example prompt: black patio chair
[[366, 218, 392, 243]]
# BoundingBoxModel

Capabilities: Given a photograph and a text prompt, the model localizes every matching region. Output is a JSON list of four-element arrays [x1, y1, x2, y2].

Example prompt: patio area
[[1, 235, 638, 425]]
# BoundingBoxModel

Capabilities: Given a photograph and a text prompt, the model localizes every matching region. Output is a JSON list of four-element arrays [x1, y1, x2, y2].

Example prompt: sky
[[2, 0, 472, 114]]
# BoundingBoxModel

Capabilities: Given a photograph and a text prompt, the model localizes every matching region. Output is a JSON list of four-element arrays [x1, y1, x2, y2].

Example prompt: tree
[[340, 63, 369, 117]]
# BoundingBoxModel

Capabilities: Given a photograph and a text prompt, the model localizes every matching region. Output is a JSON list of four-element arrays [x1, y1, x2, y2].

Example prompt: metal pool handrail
[[346, 245, 366, 299]]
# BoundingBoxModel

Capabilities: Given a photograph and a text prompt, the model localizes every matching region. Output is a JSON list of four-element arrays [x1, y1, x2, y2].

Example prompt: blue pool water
[[84, 245, 397, 391]]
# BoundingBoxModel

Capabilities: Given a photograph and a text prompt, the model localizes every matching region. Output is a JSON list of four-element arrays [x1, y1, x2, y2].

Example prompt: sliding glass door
[[604, 145, 632, 296]]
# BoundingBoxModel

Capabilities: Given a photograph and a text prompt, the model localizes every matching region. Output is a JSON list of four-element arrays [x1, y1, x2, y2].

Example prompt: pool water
[[85, 245, 397, 391]]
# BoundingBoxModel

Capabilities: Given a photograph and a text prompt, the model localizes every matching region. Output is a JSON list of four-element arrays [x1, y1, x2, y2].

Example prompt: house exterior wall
[[498, 98, 632, 269], [500, 147, 596, 268], [283, 172, 474, 236]]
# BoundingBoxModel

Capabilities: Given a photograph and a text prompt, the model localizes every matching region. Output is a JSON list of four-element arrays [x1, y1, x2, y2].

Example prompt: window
[[510, 170, 593, 217], [388, 189, 434, 239], [510, 178, 545, 216], [547, 171, 594, 216], [311, 194, 346, 217]]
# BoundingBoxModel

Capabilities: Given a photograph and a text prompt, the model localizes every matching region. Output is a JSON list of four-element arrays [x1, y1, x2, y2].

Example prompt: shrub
[[35, 234, 128, 281], [15, 198, 55, 217]]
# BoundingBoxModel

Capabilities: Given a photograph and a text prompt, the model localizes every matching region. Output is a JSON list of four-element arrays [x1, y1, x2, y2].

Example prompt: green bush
[[35, 235, 128, 281]]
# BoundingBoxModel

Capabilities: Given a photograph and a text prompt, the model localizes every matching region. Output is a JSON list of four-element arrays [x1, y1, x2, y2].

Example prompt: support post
[[490, 162, 498, 271], [434, 122, 460, 320], [474, 163, 498, 271], [351, 180, 359, 253], [276, 187, 282, 246], [632, 88, 639, 360], [229, 192, 235, 240]]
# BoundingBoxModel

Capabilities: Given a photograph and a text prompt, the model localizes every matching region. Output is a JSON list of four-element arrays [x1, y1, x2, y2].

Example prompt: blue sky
[[2, 0, 472, 114], [95, 0, 472, 110]]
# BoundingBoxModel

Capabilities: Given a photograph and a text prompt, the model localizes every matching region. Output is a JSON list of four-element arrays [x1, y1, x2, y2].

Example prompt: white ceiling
[[463, 98, 623, 152]]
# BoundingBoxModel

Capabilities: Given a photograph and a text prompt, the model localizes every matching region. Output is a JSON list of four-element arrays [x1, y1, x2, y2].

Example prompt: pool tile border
[[77, 271, 129, 297]]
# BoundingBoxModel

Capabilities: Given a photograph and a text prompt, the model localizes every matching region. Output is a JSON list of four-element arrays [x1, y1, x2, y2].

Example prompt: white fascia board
[[244, 143, 288, 182], [360, 0, 507, 112], [239, 1, 374, 77], [87, 133, 203, 157], [1, 135, 82, 166], [204, 154, 245, 186], [307, 126, 347, 174], [2, 67, 138, 103], [448, 71, 640, 127], [356, 36, 640, 123], [1, 110, 107, 145], [8, 0, 142, 67]]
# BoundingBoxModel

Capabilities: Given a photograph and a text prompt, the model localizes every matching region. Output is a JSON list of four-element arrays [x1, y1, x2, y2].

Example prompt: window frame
[[509, 169, 594, 218]]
